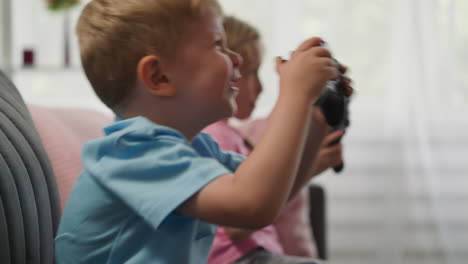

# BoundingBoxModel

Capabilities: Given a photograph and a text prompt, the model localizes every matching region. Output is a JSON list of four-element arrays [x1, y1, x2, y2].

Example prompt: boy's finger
[[341, 77, 354, 97], [324, 144, 343, 157], [323, 130, 344, 146], [339, 64, 348, 74], [320, 145, 343, 166], [344, 84, 354, 97], [324, 64, 340, 81], [309, 47, 333, 59], [292, 47, 331, 60], [329, 149, 344, 166], [296, 37, 325, 52], [275, 56, 286, 73]]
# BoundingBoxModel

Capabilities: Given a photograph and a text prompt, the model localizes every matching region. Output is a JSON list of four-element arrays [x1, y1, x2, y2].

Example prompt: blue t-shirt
[[55, 117, 245, 263]]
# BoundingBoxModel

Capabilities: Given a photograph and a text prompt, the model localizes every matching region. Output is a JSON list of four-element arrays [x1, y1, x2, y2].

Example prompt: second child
[[204, 16, 349, 264]]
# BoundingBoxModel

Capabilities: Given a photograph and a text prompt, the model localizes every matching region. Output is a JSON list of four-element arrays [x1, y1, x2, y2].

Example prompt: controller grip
[[329, 134, 344, 174], [316, 89, 346, 128], [333, 162, 344, 173]]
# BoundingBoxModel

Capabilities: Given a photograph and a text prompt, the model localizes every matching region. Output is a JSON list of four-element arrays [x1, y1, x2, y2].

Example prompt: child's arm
[[286, 112, 342, 200], [177, 37, 338, 229], [221, 128, 344, 242], [288, 68, 352, 199], [286, 107, 329, 199]]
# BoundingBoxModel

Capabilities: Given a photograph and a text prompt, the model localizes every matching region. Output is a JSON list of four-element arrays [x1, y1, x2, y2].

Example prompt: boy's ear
[[137, 55, 176, 97]]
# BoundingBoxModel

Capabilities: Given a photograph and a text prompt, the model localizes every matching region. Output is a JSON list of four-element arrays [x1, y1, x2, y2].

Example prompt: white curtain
[[221, 1, 467, 264]]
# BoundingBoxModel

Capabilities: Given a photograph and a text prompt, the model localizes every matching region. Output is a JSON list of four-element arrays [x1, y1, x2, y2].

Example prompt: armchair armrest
[[309, 184, 327, 260]]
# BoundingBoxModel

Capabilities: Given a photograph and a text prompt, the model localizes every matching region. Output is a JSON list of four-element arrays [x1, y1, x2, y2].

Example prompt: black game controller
[[315, 59, 350, 173]]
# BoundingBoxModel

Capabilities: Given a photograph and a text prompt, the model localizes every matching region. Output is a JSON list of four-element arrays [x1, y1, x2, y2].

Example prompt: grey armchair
[[0, 70, 61, 264]]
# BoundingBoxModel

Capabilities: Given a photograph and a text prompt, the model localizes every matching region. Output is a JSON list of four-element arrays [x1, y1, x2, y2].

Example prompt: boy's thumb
[[275, 56, 286, 73]]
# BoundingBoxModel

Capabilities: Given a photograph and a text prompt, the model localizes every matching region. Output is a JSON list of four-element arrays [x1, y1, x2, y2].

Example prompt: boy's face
[[234, 42, 263, 120], [167, 10, 241, 125]]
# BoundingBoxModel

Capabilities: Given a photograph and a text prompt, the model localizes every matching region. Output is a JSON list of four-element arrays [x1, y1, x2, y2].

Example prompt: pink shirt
[[203, 120, 284, 264]]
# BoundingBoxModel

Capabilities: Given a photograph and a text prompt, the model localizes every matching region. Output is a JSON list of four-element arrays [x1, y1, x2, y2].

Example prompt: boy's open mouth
[[228, 85, 240, 97]]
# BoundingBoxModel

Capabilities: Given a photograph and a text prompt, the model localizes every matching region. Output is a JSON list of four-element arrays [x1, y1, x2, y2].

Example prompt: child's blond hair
[[77, 0, 222, 113], [223, 16, 262, 71]]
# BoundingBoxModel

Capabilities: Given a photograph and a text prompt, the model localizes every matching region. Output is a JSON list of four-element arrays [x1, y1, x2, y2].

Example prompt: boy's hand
[[276, 37, 339, 103], [308, 129, 344, 177]]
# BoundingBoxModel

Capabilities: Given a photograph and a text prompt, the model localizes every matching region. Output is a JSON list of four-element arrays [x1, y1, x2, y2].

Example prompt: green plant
[[47, 0, 79, 11]]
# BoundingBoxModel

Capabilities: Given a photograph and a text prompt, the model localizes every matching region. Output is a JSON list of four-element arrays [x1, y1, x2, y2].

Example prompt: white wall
[[0, 0, 11, 72], [0, 0, 4, 68], [7, 0, 106, 112]]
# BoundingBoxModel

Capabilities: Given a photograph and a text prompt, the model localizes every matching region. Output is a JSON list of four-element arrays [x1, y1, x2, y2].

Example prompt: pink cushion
[[238, 118, 318, 258], [45, 107, 112, 146], [28, 105, 112, 210]]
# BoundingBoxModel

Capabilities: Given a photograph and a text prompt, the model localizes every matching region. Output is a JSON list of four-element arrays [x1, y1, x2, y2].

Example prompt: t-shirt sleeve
[[202, 124, 239, 152], [194, 132, 245, 173], [83, 133, 236, 231]]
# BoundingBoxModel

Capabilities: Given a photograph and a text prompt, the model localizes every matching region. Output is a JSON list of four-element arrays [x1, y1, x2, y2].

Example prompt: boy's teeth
[[230, 86, 239, 94]]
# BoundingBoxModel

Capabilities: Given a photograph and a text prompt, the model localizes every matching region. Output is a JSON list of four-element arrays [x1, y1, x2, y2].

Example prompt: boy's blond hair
[[77, 0, 222, 113], [223, 16, 262, 72]]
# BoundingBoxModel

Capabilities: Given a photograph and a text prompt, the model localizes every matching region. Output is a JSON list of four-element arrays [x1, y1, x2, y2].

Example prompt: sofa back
[[28, 105, 112, 209]]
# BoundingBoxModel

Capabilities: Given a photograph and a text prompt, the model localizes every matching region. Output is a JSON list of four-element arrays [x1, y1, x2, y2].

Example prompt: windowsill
[[12, 66, 83, 73]]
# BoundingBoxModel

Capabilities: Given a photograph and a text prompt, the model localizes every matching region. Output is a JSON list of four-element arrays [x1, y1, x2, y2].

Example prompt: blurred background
[[1, 0, 467, 263]]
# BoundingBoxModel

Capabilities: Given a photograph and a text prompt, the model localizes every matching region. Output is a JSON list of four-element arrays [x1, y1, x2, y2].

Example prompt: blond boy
[[55, 0, 338, 263]]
